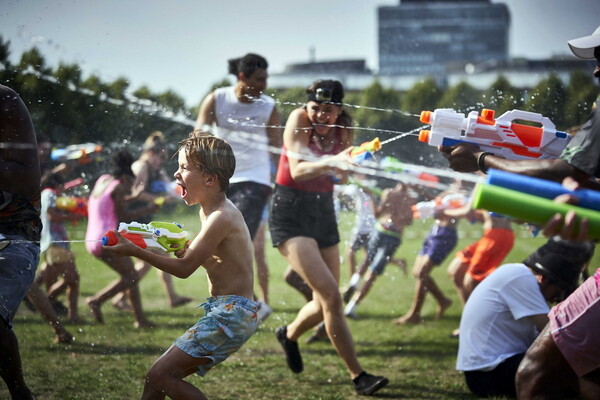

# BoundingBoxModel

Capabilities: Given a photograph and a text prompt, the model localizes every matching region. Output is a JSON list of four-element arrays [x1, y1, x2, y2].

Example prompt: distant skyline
[[1, 0, 599, 107]]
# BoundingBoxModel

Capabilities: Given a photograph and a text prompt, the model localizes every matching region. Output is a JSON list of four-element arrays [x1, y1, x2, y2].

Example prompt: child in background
[[36, 172, 83, 322], [84, 150, 157, 328], [104, 131, 258, 399]]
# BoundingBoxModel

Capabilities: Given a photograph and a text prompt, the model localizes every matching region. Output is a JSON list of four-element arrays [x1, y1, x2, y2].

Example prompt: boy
[[37, 171, 83, 322], [104, 131, 258, 400]]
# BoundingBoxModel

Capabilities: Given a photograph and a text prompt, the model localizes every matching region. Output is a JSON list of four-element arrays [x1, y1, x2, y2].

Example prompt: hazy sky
[[1, 0, 599, 107]]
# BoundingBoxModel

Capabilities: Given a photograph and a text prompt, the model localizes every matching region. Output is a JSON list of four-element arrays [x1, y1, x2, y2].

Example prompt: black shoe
[[353, 372, 389, 396], [275, 326, 303, 373]]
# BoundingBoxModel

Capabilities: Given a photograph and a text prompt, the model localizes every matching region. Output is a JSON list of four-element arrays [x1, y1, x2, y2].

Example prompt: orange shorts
[[456, 227, 515, 282]]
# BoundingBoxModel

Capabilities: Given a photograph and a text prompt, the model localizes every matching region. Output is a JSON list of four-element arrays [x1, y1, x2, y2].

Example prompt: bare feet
[[134, 320, 156, 329], [392, 314, 421, 325], [86, 298, 104, 324], [54, 329, 74, 344], [435, 298, 453, 320], [111, 297, 132, 312], [170, 296, 193, 308]]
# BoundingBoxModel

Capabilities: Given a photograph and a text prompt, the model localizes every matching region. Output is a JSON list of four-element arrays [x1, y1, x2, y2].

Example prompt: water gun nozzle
[[418, 130, 430, 143]]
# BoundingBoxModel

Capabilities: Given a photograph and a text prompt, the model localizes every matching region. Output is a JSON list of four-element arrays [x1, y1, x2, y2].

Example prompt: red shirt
[[276, 127, 344, 193]]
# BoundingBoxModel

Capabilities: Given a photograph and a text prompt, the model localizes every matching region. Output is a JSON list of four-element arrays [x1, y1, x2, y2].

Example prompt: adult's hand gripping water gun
[[102, 221, 188, 254], [472, 169, 600, 239], [418, 108, 571, 160]]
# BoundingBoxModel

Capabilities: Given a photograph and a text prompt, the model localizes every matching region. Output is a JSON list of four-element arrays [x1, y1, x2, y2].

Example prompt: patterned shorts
[[174, 295, 258, 376]]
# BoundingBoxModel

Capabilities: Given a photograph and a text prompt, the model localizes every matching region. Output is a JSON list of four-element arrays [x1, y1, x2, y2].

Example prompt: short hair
[[178, 130, 235, 192], [228, 53, 268, 79], [40, 171, 64, 189]]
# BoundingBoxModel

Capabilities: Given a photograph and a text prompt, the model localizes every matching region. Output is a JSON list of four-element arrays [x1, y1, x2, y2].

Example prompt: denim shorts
[[0, 235, 39, 327], [174, 295, 258, 376], [366, 229, 402, 276], [227, 182, 272, 240], [269, 185, 339, 249]]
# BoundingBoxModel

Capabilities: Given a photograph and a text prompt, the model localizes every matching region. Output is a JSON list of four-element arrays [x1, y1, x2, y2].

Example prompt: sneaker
[[256, 301, 272, 324], [275, 326, 303, 373], [344, 309, 359, 320], [342, 286, 355, 304], [353, 372, 389, 396]]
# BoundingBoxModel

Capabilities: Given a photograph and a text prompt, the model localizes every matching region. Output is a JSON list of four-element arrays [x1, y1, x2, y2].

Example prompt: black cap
[[526, 253, 581, 297]]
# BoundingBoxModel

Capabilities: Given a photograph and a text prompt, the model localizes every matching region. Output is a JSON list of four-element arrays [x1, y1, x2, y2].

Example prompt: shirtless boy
[[105, 131, 258, 400]]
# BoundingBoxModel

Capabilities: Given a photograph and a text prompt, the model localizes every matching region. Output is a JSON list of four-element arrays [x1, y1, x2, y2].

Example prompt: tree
[[437, 81, 482, 112], [563, 69, 599, 128], [483, 75, 523, 114], [525, 73, 566, 128], [401, 77, 442, 114]]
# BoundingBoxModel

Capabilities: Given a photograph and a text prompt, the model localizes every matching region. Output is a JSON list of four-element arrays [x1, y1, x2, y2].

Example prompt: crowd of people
[[1, 24, 599, 399]]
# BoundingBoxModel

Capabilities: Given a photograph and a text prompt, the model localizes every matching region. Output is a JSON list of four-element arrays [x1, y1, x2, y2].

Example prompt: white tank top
[[213, 86, 276, 186]]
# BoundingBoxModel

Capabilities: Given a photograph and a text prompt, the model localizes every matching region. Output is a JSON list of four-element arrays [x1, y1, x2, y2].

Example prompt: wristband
[[477, 152, 493, 173]]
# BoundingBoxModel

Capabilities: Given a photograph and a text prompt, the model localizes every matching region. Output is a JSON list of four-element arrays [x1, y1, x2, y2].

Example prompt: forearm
[[130, 246, 196, 279]]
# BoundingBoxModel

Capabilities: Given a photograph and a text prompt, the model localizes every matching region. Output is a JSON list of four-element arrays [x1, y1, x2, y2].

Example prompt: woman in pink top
[[85, 150, 158, 328], [270, 80, 389, 395]]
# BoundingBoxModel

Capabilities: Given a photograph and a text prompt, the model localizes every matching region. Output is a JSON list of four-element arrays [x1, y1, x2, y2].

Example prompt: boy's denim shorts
[[174, 295, 258, 376]]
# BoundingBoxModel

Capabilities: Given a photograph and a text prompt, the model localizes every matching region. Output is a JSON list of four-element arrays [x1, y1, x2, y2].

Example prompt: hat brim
[[568, 35, 600, 59], [530, 262, 577, 296]]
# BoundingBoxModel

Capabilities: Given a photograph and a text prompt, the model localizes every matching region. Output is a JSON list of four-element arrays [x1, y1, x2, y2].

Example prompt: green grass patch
[[4, 209, 595, 399]]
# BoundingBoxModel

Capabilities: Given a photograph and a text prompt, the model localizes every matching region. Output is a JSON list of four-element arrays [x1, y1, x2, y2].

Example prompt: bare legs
[[0, 318, 35, 400], [279, 237, 363, 378], [141, 346, 212, 400], [86, 251, 154, 328], [394, 255, 452, 324]]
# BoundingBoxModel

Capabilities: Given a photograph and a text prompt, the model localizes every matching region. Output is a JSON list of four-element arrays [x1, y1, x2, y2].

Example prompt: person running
[[269, 79, 389, 396], [84, 150, 157, 328]]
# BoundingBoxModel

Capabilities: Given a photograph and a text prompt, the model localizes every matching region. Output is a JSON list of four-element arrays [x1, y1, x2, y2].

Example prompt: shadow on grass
[[42, 341, 165, 356]]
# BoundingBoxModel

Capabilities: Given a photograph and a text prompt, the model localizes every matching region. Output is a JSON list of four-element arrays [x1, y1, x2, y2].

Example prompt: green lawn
[[4, 207, 594, 400]]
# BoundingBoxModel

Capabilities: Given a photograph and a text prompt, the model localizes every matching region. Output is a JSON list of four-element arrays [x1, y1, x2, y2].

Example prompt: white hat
[[568, 25, 600, 59]]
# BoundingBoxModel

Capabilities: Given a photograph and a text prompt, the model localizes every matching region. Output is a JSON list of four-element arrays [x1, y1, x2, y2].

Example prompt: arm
[[0, 85, 40, 196], [105, 209, 230, 279], [267, 106, 283, 170], [195, 92, 216, 130], [112, 182, 158, 222], [527, 314, 549, 332], [284, 108, 353, 182], [439, 143, 586, 183]]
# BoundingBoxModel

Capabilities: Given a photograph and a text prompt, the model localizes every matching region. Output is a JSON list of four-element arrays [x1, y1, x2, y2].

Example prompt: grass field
[[3, 206, 595, 400]]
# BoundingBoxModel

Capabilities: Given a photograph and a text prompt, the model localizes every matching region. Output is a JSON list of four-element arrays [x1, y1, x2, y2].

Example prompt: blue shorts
[[419, 225, 458, 265], [0, 235, 39, 327], [174, 295, 258, 376], [350, 232, 371, 252], [366, 229, 402, 276]]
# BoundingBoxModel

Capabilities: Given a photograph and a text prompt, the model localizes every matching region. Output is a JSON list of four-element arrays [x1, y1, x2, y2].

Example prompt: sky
[[1, 0, 599, 108]]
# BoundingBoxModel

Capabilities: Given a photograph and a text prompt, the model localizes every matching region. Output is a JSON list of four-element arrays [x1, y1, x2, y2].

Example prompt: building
[[378, 0, 510, 76]]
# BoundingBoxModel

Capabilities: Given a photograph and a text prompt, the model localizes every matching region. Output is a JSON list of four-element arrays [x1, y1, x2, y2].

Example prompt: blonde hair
[[143, 131, 166, 153], [178, 130, 235, 192]]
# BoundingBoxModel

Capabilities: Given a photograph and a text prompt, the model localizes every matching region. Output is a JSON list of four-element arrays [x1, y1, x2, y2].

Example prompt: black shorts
[[269, 185, 339, 249], [227, 181, 272, 240]]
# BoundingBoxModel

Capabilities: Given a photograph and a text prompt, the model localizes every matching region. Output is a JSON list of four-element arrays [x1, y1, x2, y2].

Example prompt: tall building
[[378, 0, 510, 75]]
